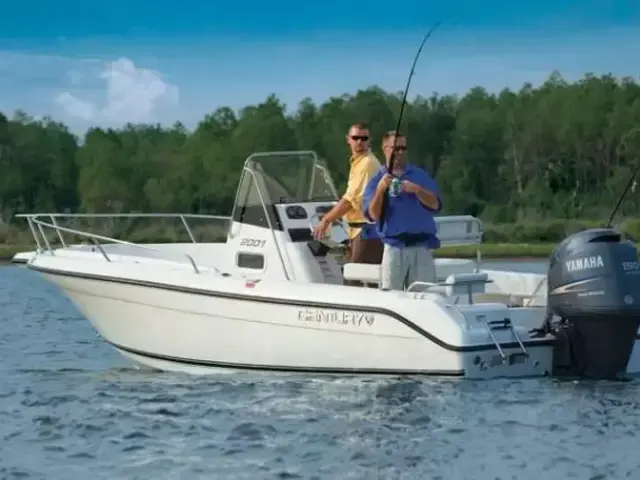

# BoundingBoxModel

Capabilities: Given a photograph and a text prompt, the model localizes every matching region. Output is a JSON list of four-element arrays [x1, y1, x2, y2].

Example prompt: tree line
[[2, 71, 640, 244]]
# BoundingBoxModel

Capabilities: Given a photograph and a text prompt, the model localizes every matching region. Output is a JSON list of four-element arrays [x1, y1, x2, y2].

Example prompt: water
[[2, 260, 640, 479]]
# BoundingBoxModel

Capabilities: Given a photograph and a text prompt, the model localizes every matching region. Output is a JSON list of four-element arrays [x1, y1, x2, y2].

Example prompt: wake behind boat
[[14, 151, 640, 380]]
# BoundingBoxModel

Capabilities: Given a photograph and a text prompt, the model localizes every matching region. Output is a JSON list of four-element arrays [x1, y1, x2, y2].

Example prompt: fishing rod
[[379, 21, 442, 229], [606, 127, 640, 228]]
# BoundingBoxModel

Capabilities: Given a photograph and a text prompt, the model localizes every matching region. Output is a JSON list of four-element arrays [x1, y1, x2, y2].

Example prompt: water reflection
[[4, 260, 640, 479]]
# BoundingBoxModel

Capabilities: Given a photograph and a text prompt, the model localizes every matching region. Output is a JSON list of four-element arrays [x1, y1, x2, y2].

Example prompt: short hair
[[382, 129, 405, 144], [349, 122, 369, 131]]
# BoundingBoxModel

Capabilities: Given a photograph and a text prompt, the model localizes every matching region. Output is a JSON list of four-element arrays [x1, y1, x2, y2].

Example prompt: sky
[[1, 0, 639, 134]]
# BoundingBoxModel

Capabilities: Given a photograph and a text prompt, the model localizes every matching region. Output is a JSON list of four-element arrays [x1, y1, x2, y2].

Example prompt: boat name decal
[[239, 238, 267, 248], [565, 255, 604, 273], [296, 308, 375, 327]]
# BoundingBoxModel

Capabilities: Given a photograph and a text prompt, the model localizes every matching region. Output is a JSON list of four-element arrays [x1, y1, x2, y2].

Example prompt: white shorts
[[380, 244, 436, 291]]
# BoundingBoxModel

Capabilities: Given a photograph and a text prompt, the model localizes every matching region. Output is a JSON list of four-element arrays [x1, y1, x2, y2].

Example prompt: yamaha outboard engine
[[547, 227, 640, 380]]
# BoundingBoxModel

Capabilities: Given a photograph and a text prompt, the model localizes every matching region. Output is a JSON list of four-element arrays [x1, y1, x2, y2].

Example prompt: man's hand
[[377, 174, 393, 191], [312, 217, 331, 240], [401, 180, 421, 194], [406, 181, 440, 211]]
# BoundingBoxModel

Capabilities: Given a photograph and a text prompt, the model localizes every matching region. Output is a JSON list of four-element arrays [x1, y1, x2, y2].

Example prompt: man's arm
[[415, 188, 441, 211], [312, 164, 372, 239], [362, 170, 391, 222], [326, 157, 378, 223], [361, 170, 381, 222], [367, 184, 388, 221], [321, 198, 352, 224], [408, 169, 442, 213]]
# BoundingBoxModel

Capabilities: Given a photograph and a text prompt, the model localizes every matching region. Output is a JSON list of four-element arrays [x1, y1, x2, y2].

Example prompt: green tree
[[3, 71, 640, 244]]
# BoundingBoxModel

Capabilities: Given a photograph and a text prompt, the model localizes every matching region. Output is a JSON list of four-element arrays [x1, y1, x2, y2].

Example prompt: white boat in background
[[14, 150, 640, 380]]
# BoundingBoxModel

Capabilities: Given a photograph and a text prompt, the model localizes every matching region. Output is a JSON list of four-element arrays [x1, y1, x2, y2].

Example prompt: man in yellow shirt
[[312, 123, 383, 284]]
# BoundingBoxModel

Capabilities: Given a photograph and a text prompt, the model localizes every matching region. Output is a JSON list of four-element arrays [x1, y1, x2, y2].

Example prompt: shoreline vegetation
[[2, 73, 640, 263]]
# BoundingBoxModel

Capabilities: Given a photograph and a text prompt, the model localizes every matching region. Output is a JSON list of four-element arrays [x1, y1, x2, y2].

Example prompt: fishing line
[[380, 21, 442, 229], [606, 127, 640, 228]]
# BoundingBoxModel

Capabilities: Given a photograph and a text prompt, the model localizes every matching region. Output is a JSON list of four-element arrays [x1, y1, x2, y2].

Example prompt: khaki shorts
[[380, 244, 436, 291]]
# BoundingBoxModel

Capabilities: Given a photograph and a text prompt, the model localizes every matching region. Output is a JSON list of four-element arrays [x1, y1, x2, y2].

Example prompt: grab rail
[[24, 217, 216, 275], [523, 277, 548, 307], [14, 213, 231, 246]]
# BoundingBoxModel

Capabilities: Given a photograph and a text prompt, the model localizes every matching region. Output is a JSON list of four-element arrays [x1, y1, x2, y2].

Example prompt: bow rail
[[14, 213, 232, 275]]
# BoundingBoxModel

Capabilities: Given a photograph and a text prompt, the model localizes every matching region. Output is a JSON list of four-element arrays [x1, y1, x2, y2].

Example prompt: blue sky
[[1, 0, 639, 133]]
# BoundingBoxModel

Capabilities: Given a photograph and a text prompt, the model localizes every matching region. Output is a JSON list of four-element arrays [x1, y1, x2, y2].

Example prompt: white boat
[[15, 150, 640, 380]]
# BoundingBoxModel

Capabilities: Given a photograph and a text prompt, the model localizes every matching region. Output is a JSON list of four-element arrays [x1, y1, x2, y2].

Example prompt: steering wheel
[[308, 213, 350, 249]]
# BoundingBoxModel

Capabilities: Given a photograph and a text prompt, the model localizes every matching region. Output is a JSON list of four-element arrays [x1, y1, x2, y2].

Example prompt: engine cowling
[[547, 227, 640, 379]]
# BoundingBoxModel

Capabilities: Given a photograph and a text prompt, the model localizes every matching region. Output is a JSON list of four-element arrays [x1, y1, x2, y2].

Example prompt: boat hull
[[36, 267, 555, 379]]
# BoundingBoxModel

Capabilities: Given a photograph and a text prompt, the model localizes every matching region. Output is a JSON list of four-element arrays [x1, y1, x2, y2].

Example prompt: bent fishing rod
[[606, 127, 640, 228], [379, 21, 442, 229]]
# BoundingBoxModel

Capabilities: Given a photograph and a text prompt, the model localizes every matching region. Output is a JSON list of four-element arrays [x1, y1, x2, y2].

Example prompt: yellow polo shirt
[[342, 151, 381, 239]]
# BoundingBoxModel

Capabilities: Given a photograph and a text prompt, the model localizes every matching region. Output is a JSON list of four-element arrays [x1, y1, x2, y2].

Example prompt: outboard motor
[[547, 227, 640, 380]]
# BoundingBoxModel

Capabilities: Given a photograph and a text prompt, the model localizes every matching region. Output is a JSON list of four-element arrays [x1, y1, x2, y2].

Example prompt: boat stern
[[454, 302, 554, 379]]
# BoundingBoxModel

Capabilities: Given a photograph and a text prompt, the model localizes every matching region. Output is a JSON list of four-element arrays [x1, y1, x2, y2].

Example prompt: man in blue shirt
[[361, 130, 442, 291]]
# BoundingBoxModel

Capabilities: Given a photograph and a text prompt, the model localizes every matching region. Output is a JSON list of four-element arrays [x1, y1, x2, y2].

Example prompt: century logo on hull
[[564, 255, 604, 273]]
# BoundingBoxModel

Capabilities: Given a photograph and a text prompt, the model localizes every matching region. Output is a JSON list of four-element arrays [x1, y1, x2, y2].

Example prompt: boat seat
[[407, 272, 491, 304], [342, 259, 477, 285], [342, 263, 381, 285], [441, 272, 491, 297]]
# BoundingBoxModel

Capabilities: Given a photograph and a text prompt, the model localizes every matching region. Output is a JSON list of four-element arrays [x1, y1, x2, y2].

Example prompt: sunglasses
[[388, 146, 407, 152], [350, 135, 370, 142]]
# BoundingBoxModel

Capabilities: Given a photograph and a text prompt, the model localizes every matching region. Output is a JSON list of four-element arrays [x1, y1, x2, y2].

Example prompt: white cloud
[[54, 57, 179, 124], [1, 28, 639, 135], [55, 91, 97, 120]]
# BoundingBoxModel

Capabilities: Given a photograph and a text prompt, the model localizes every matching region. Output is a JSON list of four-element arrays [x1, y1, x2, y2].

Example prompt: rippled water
[[2, 261, 640, 479]]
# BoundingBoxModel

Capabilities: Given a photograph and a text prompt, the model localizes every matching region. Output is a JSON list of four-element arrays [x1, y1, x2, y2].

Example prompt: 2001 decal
[[239, 238, 266, 247]]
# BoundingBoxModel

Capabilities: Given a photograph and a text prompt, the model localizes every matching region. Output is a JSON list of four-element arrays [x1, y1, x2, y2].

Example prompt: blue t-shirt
[[361, 164, 442, 248]]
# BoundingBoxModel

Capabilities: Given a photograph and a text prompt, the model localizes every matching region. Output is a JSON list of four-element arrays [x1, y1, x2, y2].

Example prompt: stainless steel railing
[[14, 213, 232, 275]]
